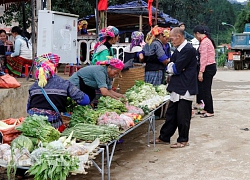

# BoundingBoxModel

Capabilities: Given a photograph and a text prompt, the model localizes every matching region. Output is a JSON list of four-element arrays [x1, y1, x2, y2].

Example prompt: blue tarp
[[107, 0, 179, 25], [83, 0, 179, 26]]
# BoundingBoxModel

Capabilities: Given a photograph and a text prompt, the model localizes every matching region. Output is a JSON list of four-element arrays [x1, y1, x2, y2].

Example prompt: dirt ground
[[2, 68, 250, 180]]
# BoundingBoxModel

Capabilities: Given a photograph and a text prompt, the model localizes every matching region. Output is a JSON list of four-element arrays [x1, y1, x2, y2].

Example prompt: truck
[[230, 23, 250, 70]]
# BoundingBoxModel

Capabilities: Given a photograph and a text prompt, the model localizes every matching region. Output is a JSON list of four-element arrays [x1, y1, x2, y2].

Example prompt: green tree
[[235, 1, 250, 32], [0, 2, 32, 28]]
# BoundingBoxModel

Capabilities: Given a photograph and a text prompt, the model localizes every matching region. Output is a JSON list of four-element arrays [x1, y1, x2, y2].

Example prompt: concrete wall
[[0, 81, 32, 120]]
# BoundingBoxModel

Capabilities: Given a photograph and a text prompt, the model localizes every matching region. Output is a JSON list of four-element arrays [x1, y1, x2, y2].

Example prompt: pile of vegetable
[[15, 115, 60, 144], [125, 81, 168, 110], [70, 106, 99, 127], [97, 112, 134, 130], [27, 150, 79, 180], [61, 124, 120, 142], [70, 105, 115, 127], [2, 131, 101, 179], [155, 84, 169, 96], [97, 96, 127, 114], [65, 97, 77, 113]]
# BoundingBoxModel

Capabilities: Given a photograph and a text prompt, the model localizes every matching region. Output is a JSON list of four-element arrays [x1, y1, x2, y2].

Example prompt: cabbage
[[46, 140, 65, 150], [11, 135, 34, 152]]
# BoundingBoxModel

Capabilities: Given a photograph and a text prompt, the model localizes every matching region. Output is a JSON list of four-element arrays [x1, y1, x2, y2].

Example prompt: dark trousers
[[196, 80, 204, 104], [202, 63, 217, 114], [159, 99, 192, 143], [79, 77, 96, 102]]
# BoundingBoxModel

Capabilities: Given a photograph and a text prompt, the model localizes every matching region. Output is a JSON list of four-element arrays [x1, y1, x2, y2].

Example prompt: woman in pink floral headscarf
[[69, 58, 125, 101], [92, 26, 119, 65]]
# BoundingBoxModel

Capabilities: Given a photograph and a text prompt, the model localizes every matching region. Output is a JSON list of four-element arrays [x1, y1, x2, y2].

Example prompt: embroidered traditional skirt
[[27, 108, 63, 129], [6, 56, 32, 76], [145, 70, 163, 86], [0, 55, 5, 73]]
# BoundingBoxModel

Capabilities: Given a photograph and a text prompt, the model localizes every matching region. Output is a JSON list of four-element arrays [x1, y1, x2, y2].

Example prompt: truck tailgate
[[231, 33, 250, 50]]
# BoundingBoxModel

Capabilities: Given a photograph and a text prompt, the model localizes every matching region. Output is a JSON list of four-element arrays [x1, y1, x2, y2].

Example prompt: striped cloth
[[27, 108, 62, 129], [6, 56, 32, 76], [145, 70, 163, 86]]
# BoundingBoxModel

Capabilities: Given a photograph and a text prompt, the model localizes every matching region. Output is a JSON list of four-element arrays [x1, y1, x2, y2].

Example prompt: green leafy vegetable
[[15, 115, 60, 143], [27, 150, 79, 180], [97, 96, 127, 113], [61, 124, 120, 143], [11, 135, 34, 152]]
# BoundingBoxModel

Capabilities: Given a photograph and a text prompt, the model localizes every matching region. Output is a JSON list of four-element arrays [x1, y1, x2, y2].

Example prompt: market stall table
[[0, 147, 105, 180], [101, 96, 170, 180]]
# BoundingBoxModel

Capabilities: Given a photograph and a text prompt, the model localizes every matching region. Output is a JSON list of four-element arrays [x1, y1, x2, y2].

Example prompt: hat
[[34, 53, 60, 87]]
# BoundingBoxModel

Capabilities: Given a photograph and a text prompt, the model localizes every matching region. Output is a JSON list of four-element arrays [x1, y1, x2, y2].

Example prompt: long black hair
[[193, 25, 216, 49], [11, 26, 30, 48]]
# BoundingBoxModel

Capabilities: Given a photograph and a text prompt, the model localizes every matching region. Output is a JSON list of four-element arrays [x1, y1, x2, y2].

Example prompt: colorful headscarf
[[145, 26, 170, 45], [34, 53, 60, 87], [96, 58, 124, 71], [78, 20, 88, 31], [94, 26, 119, 50], [130, 31, 144, 51]]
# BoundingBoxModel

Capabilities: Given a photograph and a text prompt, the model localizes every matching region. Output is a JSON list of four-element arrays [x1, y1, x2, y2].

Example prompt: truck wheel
[[239, 61, 243, 70], [234, 61, 239, 70], [234, 61, 243, 70]]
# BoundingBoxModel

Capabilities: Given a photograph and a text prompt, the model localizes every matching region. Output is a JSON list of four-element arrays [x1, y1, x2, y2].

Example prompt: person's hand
[[139, 53, 144, 62], [198, 72, 203, 82]]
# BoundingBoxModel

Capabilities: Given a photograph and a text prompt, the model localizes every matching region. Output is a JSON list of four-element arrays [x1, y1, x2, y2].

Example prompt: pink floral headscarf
[[94, 26, 119, 50], [96, 58, 124, 70], [34, 53, 60, 87]]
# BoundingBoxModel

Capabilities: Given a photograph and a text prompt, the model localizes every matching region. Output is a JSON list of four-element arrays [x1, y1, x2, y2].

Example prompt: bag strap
[[40, 88, 60, 113]]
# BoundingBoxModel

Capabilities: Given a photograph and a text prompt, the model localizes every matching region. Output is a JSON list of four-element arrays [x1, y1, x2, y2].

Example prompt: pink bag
[[0, 74, 21, 88]]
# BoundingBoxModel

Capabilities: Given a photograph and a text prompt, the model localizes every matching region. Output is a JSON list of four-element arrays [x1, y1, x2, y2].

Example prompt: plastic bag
[[0, 74, 21, 88], [0, 117, 24, 144]]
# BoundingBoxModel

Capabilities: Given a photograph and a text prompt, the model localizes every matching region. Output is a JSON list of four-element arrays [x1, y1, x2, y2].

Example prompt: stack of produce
[[125, 81, 169, 110], [125, 103, 144, 116], [15, 115, 60, 145], [0, 132, 101, 179], [97, 112, 134, 130], [70, 106, 100, 127], [61, 124, 120, 143], [97, 96, 127, 114]]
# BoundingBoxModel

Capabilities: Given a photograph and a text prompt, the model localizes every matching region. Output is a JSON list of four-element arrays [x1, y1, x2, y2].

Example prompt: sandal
[[196, 110, 207, 115], [170, 142, 189, 148], [150, 138, 170, 145], [200, 113, 214, 118]]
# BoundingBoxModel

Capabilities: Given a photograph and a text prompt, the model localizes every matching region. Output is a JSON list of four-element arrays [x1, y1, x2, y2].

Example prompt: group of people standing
[[0, 26, 32, 76], [154, 24, 217, 148], [24, 22, 217, 147]]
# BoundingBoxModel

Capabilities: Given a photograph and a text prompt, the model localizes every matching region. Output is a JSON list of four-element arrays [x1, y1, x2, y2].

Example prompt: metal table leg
[[91, 148, 105, 180]]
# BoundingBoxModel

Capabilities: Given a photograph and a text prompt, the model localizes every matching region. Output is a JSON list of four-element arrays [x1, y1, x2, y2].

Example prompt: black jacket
[[167, 43, 198, 95]]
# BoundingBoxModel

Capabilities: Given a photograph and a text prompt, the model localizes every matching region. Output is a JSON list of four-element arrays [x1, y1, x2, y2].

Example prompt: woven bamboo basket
[[113, 63, 145, 94]]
